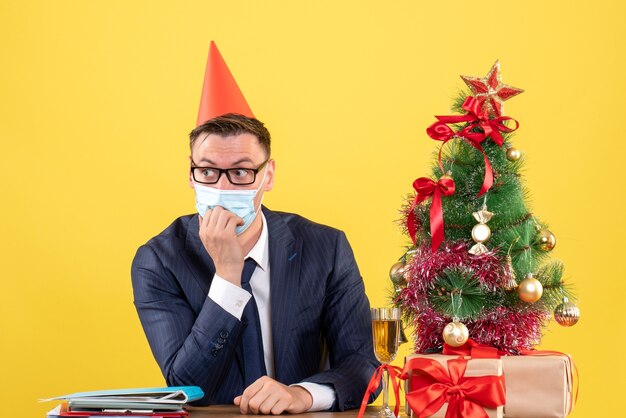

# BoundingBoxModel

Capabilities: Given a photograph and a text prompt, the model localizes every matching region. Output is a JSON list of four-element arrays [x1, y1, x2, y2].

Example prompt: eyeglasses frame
[[190, 159, 270, 186]]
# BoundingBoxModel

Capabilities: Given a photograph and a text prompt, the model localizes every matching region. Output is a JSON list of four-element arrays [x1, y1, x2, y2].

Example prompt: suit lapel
[[264, 208, 302, 382]]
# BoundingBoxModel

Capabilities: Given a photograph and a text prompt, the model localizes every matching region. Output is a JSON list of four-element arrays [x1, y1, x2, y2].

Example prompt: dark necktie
[[240, 258, 267, 386]]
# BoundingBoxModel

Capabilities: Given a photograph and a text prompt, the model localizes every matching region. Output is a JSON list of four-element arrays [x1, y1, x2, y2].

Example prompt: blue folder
[[42, 386, 204, 412]]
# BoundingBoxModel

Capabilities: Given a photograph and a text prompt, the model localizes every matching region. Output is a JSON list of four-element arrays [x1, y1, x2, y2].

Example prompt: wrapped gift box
[[403, 353, 575, 418], [403, 354, 504, 418], [502, 354, 574, 418]]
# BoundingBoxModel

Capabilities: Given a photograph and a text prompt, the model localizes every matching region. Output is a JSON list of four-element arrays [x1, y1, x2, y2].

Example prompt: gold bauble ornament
[[442, 321, 469, 347], [554, 297, 580, 327], [518, 273, 543, 303], [389, 261, 408, 286], [535, 228, 557, 252], [506, 147, 521, 161]]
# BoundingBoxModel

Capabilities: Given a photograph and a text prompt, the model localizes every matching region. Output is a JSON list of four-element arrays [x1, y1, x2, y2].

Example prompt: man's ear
[[263, 159, 276, 192], [188, 155, 195, 189]]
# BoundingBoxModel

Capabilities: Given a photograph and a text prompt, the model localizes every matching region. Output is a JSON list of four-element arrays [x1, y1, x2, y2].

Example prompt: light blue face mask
[[193, 168, 267, 235]]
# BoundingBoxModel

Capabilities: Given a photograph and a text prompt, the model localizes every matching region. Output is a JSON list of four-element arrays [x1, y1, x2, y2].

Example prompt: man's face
[[189, 133, 275, 210]]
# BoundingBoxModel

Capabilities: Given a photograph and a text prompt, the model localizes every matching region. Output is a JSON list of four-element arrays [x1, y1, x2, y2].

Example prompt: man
[[131, 113, 379, 414]]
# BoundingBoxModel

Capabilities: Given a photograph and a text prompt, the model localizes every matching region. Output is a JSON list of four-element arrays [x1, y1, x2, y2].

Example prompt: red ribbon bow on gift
[[426, 96, 519, 197], [443, 338, 505, 359], [401, 357, 506, 418], [357, 364, 403, 418], [407, 176, 455, 251]]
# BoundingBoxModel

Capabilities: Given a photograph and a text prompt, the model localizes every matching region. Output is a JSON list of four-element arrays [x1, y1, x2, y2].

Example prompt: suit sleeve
[[301, 231, 381, 411], [131, 243, 243, 403]]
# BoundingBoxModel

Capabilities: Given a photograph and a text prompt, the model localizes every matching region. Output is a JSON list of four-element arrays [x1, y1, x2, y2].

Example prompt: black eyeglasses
[[191, 159, 269, 185]]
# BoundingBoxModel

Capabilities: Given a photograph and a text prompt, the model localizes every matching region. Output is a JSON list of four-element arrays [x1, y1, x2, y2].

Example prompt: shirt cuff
[[291, 382, 336, 412], [208, 274, 251, 320]]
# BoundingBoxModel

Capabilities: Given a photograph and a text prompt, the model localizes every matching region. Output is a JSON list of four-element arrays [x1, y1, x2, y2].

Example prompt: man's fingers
[[210, 209, 243, 236], [225, 213, 245, 231], [200, 207, 214, 228], [239, 379, 265, 414], [210, 207, 226, 231], [258, 394, 281, 415], [207, 206, 243, 233], [238, 378, 312, 415], [247, 389, 272, 415], [270, 398, 290, 415], [199, 206, 239, 237]]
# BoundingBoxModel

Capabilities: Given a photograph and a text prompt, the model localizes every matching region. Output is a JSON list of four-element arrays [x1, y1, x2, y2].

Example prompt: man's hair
[[189, 113, 271, 157]]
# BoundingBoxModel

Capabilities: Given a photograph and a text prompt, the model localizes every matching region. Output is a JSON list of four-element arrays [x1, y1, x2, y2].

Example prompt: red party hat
[[196, 41, 254, 126]]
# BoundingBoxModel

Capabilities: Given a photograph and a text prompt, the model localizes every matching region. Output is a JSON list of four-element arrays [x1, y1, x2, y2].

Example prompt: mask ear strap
[[253, 162, 269, 215], [256, 162, 270, 193], [255, 193, 265, 217]]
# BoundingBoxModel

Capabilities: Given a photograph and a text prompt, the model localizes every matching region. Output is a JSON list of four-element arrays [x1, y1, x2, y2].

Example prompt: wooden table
[[187, 405, 405, 417]]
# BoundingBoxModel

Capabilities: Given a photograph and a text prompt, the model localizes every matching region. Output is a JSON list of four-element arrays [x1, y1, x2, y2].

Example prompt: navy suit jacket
[[131, 207, 379, 411]]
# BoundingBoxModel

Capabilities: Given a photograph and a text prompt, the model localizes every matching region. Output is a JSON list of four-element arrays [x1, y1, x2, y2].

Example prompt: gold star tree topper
[[460, 60, 524, 117]]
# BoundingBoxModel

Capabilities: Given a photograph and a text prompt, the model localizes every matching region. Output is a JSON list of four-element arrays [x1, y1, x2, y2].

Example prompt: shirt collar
[[245, 212, 269, 271]]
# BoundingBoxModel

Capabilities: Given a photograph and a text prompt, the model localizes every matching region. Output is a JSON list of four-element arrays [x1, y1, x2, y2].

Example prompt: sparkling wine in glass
[[371, 307, 401, 418]]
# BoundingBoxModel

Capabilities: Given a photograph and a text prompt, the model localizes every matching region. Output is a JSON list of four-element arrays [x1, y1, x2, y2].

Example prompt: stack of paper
[[42, 386, 204, 418]]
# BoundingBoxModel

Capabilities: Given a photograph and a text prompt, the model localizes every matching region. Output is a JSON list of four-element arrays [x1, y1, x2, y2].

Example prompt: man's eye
[[233, 169, 251, 178], [201, 168, 218, 177]]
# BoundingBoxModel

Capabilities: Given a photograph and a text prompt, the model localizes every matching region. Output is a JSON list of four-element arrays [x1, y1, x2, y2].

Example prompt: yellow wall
[[1, 1, 623, 416]]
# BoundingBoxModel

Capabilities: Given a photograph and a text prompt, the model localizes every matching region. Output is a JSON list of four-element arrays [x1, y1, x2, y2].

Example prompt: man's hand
[[199, 206, 245, 285], [234, 376, 313, 415]]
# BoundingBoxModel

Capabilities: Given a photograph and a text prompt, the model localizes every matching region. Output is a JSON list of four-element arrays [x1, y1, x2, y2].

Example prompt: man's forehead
[[191, 133, 264, 163], [194, 132, 261, 148]]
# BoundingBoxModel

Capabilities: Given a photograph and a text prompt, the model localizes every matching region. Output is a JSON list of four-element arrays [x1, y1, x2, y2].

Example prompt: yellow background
[[1, 1, 623, 416]]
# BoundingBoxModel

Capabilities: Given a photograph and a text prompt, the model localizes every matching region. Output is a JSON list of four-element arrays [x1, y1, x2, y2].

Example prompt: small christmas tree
[[392, 61, 580, 354]]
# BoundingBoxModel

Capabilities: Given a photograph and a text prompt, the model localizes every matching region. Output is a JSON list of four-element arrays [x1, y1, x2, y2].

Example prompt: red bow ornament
[[407, 176, 455, 251], [401, 357, 505, 418], [426, 96, 519, 197]]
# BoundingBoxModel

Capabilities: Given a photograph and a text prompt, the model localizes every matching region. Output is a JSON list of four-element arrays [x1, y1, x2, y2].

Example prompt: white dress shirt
[[208, 213, 335, 411]]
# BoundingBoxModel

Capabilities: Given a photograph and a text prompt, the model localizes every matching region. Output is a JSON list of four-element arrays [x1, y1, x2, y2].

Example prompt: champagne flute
[[371, 307, 401, 418]]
